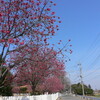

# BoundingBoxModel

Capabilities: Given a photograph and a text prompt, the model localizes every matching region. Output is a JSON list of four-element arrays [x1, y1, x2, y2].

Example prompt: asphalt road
[[59, 95, 83, 100]]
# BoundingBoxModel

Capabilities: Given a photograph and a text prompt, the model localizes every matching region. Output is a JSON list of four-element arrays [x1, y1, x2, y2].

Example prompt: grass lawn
[[93, 95, 100, 98]]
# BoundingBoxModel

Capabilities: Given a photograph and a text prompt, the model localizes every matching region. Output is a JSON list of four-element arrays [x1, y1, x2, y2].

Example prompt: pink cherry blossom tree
[[38, 76, 64, 93], [11, 44, 66, 94], [0, 0, 61, 88]]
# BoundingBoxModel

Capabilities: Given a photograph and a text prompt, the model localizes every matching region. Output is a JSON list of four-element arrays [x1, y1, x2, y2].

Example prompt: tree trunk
[[31, 83, 37, 95]]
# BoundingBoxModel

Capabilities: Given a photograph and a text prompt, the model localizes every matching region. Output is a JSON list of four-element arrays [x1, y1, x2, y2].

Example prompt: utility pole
[[69, 73, 72, 94], [69, 83, 72, 94], [78, 63, 85, 96]]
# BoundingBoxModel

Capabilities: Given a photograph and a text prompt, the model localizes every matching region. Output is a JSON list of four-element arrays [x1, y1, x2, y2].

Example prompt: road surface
[[58, 95, 83, 100]]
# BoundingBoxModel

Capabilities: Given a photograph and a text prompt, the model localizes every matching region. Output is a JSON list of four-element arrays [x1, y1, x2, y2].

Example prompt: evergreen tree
[[88, 84, 91, 89], [71, 83, 94, 95]]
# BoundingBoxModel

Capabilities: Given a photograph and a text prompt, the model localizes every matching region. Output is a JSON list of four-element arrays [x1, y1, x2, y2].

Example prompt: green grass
[[93, 95, 100, 98]]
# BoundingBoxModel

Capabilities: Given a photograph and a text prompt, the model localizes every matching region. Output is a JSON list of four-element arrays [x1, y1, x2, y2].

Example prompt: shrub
[[20, 87, 27, 93]]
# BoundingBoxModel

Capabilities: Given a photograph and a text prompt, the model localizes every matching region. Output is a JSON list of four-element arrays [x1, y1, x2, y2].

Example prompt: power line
[[83, 66, 100, 79], [85, 54, 100, 71], [79, 32, 100, 63], [84, 74, 100, 82]]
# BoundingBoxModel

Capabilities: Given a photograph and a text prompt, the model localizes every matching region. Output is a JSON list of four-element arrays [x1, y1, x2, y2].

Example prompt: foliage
[[0, 84, 13, 96], [20, 87, 27, 93], [71, 83, 94, 95], [37, 76, 64, 94], [60, 75, 71, 93], [0, 0, 72, 94], [0, 0, 61, 88], [88, 84, 91, 89], [0, 67, 13, 96], [12, 45, 66, 94]]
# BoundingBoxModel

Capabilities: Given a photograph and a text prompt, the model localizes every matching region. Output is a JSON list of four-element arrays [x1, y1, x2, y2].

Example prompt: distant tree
[[60, 75, 71, 92], [38, 76, 64, 94], [88, 84, 91, 89], [71, 83, 94, 95]]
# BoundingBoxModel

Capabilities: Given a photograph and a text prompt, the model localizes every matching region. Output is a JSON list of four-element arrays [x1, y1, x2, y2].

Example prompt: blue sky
[[51, 0, 100, 90]]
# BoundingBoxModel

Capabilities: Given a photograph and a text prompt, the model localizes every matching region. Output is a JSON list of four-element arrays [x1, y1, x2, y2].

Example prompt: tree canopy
[[71, 83, 94, 95]]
